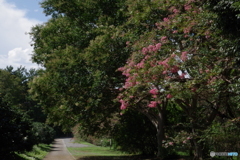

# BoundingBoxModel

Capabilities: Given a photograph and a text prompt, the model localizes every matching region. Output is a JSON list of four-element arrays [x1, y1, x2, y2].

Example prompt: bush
[[112, 110, 157, 155], [30, 122, 55, 144], [0, 104, 34, 158]]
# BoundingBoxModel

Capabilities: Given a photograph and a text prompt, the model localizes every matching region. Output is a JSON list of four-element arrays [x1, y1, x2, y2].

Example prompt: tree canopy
[[29, 0, 240, 159]]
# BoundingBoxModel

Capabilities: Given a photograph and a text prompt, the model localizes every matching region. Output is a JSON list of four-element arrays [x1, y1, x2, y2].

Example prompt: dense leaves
[[0, 104, 34, 157], [0, 67, 55, 157], [28, 0, 240, 159]]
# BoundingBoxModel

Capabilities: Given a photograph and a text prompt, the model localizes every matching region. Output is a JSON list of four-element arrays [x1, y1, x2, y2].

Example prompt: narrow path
[[43, 138, 76, 160]]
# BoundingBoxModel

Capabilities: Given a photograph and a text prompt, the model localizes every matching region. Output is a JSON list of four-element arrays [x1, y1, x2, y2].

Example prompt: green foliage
[[112, 111, 157, 155], [29, 0, 131, 135], [204, 120, 240, 153], [30, 122, 55, 144], [0, 103, 34, 157], [28, 0, 240, 158], [0, 66, 54, 158], [16, 143, 51, 160]]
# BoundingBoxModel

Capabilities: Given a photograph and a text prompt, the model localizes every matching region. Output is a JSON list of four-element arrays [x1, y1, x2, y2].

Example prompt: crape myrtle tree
[[117, 0, 240, 159]]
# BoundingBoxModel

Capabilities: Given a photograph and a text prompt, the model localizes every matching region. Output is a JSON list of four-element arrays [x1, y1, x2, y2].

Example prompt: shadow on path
[[43, 138, 75, 160], [76, 155, 192, 160]]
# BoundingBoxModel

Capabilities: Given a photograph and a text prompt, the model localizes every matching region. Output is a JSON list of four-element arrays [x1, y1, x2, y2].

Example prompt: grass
[[68, 141, 129, 158], [15, 143, 51, 160], [67, 141, 159, 160]]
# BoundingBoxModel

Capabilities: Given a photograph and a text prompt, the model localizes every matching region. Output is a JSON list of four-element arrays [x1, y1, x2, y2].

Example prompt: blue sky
[[6, 0, 49, 22], [0, 0, 49, 70]]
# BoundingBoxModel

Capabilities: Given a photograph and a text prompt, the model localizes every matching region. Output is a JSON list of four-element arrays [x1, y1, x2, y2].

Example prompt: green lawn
[[16, 144, 51, 160], [67, 141, 157, 160]]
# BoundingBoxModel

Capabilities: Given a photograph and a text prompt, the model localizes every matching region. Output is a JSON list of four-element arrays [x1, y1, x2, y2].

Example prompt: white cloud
[[0, 47, 39, 69], [0, 0, 42, 70]]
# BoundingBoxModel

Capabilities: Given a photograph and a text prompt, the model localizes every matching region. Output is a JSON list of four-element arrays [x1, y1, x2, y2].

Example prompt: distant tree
[[0, 67, 54, 158], [0, 102, 34, 158]]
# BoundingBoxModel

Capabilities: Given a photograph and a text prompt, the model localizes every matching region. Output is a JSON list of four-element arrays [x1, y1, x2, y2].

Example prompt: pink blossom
[[184, 4, 192, 11], [150, 61, 156, 67], [155, 43, 162, 50], [142, 47, 148, 55], [155, 22, 160, 27], [126, 41, 130, 45], [136, 60, 145, 68], [171, 65, 179, 73], [122, 68, 131, 77], [144, 55, 150, 60], [187, 137, 191, 140], [163, 17, 169, 22], [119, 99, 128, 110], [181, 51, 188, 61], [183, 140, 187, 144], [148, 101, 157, 108], [173, 9, 180, 14], [172, 30, 178, 34], [117, 67, 125, 72], [148, 45, 155, 52], [124, 82, 132, 88], [184, 27, 191, 34], [136, 81, 140, 85], [162, 58, 169, 68], [160, 36, 167, 42], [168, 142, 174, 146], [162, 70, 167, 75], [128, 61, 135, 67], [149, 88, 158, 95], [166, 94, 173, 99], [159, 58, 170, 68]]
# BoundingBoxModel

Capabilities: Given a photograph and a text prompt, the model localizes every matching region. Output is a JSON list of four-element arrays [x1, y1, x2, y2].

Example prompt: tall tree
[[29, 0, 130, 134]]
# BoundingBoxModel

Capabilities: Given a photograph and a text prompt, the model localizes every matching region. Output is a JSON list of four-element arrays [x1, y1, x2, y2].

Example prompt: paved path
[[64, 138, 88, 148], [43, 138, 77, 160]]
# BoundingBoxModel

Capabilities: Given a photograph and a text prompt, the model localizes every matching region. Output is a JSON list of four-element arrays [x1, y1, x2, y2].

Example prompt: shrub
[[30, 122, 55, 144]]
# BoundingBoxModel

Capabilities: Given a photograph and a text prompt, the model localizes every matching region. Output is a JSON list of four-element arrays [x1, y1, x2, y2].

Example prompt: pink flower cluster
[[124, 76, 136, 88], [158, 58, 169, 68], [141, 43, 162, 55], [119, 99, 128, 110], [184, 4, 192, 11], [166, 94, 173, 99], [181, 51, 188, 61], [148, 101, 157, 108], [136, 60, 145, 69], [171, 65, 179, 73], [149, 88, 158, 95], [122, 68, 131, 77], [160, 36, 167, 42], [168, 142, 174, 146]]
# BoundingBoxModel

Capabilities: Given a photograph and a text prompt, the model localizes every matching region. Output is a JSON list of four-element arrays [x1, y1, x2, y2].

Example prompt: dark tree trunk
[[193, 139, 203, 160], [156, 112, 164, 159]]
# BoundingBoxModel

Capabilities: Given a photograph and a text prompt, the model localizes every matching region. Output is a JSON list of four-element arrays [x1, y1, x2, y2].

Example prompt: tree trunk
[[192, 138, 203, 160], [156, 112, 164, 159]]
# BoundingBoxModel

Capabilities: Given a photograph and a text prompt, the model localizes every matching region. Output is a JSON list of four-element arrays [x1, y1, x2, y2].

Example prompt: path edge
[[62, 139, 77, 160]]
